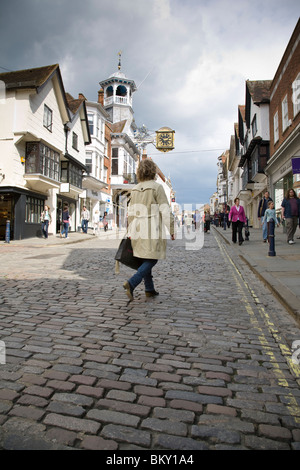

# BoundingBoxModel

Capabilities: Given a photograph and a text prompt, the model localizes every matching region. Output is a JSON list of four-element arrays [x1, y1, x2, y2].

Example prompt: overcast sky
[[0, 0, 299, 207]]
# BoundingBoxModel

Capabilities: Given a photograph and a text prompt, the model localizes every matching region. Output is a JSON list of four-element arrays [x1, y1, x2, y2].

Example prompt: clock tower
[[99, 53, 137, 137]]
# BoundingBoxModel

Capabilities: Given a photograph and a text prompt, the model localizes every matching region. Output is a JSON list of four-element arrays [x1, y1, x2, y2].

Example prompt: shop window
[[25, 196, 44, 224]]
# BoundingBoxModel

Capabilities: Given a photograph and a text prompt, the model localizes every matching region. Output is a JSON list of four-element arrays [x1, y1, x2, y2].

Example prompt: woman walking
[[123, 159, 175, 301], [60, 204, 70, 239], [281, 189, 300, 244], [41, 205, 51, 239], [229, 197, 247, 245]]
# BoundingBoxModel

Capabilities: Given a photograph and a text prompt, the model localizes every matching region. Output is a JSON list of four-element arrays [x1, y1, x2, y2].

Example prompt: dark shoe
[[123, 281, 133, 301], [145, 290, 159, 298], [239, 241, 243, 245]]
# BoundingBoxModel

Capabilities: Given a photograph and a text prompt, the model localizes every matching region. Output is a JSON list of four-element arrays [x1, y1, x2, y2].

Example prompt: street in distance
[[106, 455, 195, 466]]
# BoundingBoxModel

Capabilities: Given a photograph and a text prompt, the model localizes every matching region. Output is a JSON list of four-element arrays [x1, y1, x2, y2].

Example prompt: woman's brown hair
[[137, 159, 157, 182]]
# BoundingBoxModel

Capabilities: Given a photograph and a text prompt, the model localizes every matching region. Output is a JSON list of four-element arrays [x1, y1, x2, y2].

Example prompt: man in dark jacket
[[258, 191, 273, 242]]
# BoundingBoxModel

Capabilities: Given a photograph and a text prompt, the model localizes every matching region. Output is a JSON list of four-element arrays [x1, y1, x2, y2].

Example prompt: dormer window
[[43, 105, 53, 132]]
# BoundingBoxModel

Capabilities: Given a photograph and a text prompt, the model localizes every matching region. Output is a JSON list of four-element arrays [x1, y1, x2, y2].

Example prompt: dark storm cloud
[[0, 0, 299, 205]]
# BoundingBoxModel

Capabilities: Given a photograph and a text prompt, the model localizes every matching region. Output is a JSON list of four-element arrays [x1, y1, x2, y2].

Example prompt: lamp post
[[268, 219, 276, 256]]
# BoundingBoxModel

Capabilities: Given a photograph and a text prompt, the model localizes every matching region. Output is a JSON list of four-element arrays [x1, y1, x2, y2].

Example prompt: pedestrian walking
[[221, 204, 229, 230], [194, 210, 201, 230], [102, 212, 108, 232], [204, 211, 211, 233], [258, 190, 273, 242], [123, 158, 175, 301], [263, 201, 280, 243], [60, 204, 70, 238], [81, 205, 90, 233], [93, 210, 100, 235], [229, 197, 247, 245], [40, 205, 51, 239], [185, 213, 192, 234], [281, 188, 300, 245]]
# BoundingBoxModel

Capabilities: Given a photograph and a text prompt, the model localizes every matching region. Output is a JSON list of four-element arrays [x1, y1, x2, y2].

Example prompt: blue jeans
[[128, 259, 158, 292], [61, 222, 69, 238], [82, 219, 88, 233], [42, 220, 49, 238], [261, 217, 268, 240]]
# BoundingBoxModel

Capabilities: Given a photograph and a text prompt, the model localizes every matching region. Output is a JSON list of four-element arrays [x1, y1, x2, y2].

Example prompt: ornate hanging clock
[[156, 127, 175, 153]]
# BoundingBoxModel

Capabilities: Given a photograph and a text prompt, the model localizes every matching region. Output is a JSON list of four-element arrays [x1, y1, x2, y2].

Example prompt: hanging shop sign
[[292, 157, 300, 174]]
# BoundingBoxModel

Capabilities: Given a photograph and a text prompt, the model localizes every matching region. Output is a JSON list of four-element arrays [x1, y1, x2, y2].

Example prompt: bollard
[[268, 219, 276, 256], [5, 219, 10, 243]]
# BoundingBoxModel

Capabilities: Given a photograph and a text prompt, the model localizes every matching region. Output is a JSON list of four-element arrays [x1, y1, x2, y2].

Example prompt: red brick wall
[[269, 20, 300, 156]]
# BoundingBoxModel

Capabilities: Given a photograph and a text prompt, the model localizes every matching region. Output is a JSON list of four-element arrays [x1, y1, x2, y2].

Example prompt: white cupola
[[99, 53, 137, 126]]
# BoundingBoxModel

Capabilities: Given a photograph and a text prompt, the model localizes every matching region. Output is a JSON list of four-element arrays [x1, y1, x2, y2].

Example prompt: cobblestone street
[[0, 229, 300, 451]]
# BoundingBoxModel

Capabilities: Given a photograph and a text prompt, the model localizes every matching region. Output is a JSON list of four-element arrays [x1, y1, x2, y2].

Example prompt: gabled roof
[[245, 80, 272, 129], [110, 120, 127, 133], [246, 80, 272, 105], [65, 92, 91, 145], [0, 64, 60, 90], [238, 105, 246, 121], [65, 92, 85, 114], [0, 64, 70, 124]]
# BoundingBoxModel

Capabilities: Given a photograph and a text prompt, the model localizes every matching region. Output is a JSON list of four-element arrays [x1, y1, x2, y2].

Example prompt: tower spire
[[118, 51, 122, 71]]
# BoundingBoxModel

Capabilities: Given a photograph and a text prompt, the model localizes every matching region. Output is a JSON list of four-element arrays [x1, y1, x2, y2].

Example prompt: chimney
[[98, 89, 104, 105], [78, 93, 86, 100]]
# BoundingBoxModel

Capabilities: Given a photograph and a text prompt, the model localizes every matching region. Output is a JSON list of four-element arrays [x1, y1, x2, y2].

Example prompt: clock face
[[157, 132, 173, 146]]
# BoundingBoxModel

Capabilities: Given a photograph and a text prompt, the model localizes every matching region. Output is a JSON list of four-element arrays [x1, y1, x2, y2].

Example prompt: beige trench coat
[[127, 180, 175, 260]]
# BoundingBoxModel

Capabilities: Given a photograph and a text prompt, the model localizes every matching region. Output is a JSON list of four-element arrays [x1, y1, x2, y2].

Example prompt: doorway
[[0, 194, 14, 240]]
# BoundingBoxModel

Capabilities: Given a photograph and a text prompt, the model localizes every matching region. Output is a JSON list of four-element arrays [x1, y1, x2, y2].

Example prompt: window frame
[[72, 132, 78, 151], [25, 196, 44, 224], [88, 113, 94, 136], [292, 73, 300, 118], [273, 111, 279, 144], [282, 94, 289, 132], [43, 104, 53, 132]]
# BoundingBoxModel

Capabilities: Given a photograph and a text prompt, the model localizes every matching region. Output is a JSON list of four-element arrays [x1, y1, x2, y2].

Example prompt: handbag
[[115, 237, 143, 272]]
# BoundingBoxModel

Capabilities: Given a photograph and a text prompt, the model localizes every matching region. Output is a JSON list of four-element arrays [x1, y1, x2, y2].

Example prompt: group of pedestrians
[[40, 204, 108, 239], [227, 188, 300, 247]]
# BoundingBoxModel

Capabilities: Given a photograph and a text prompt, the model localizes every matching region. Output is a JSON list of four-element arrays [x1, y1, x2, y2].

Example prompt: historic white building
[[0, 64, 90, 239], [83, 98, 112, 226], [98, 60, 140, 228]]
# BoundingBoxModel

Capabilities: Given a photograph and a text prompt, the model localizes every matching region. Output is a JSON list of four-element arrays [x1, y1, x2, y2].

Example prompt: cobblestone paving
[[0, 230, 300, 450]]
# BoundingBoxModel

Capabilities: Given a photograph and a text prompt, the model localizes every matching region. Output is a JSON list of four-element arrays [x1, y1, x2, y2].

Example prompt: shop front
[[0, 187, 46, 240]]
